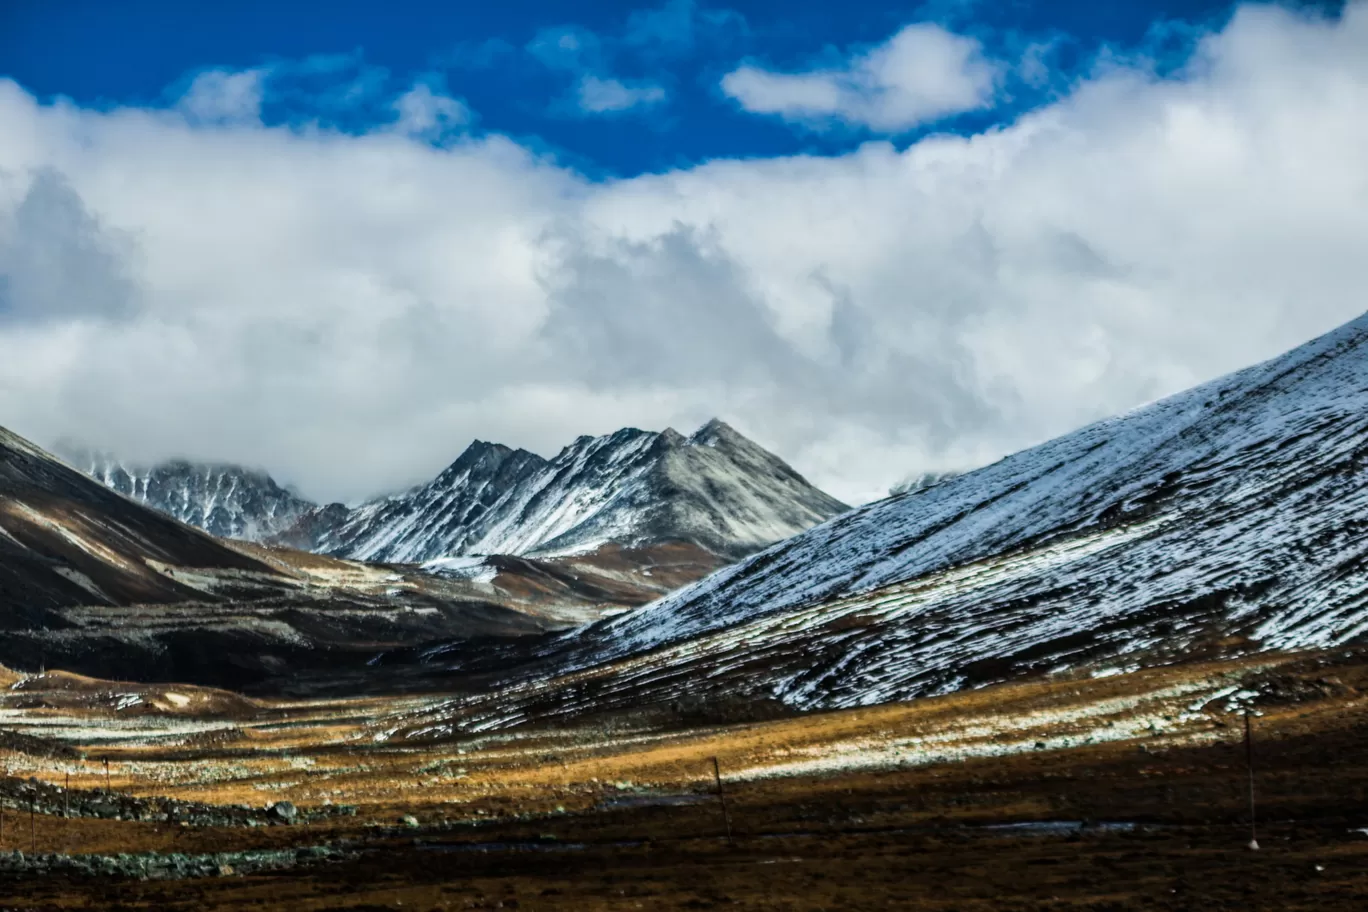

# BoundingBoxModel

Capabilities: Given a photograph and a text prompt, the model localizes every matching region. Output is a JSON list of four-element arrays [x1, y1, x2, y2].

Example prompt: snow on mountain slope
[[889, 471, 962, 497], [392, 312, 1368, 732], [73, 421, 847, 572], [589, 315, 1368, 657], [313, 441, 549, 562], [72, 454, 315, 543], [0, 428, 281, 613], [0, 426, 563, 687], [312, 419, 848, 564]]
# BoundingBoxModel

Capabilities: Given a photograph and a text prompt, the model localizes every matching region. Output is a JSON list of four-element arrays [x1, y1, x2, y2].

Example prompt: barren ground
[[2, 650, 1368, 909]]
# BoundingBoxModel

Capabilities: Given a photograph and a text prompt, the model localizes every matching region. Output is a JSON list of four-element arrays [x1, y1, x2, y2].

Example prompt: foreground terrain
[[2, 649, 1368, 909]]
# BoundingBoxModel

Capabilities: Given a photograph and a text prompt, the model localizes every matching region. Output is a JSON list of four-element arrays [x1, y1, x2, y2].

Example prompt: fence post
[[1245, 711, 1258, 851], [712, 757, 733, 844]]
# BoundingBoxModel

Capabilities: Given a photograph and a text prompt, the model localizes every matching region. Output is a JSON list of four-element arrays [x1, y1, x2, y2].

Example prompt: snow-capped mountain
[[73, 421, 848, 570], [310, 419, 848, 563], [0, 426, 559, 686], [1, 428, 277, 614], [71, 453, 316, 542], [395, 312, 1368, 733]]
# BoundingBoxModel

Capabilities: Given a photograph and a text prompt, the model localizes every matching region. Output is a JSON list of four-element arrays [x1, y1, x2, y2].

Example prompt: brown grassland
[[1, 649, 1368, 909]]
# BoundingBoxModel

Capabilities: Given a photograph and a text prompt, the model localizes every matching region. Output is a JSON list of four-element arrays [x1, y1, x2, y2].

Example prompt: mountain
[[71, 453, 316, 542], [76, 420, 849, 571], [387, 312, 1368, 735], [315, 419, 848, 564], [0, 427, 278, 617], [0, 426, 558, 689]]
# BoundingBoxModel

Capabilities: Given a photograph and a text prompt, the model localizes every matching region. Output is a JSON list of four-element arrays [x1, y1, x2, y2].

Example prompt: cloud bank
[[1, 2, 1366, 506], [721, 23, 1000, 131]]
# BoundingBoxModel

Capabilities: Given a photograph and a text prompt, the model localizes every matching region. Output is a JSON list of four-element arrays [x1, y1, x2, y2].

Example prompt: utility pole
[[1245, 711, 1259, 851], [712, 757, 733, 844]]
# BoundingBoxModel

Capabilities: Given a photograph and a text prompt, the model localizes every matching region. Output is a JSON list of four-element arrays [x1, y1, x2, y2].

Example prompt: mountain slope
[[0, 427, 559, 688], [313, 419, 848, 564], [72, 453, 316, 542], [0, 427, 279, 617], [390, 312, 1368, 734], [77, 420, 848, 570], [312, 440, 552, 562]]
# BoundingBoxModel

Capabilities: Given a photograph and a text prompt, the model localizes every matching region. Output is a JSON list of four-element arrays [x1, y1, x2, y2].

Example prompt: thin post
[[64, 773, 69, 819], [712, 757, 733, 844], [29, 797, 35, 855], [1245, 711, 1258, 851], [104, 758, 111, 795]]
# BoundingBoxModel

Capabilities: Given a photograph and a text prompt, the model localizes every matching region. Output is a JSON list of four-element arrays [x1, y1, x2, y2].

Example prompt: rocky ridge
[[383, 311, 1368, 731], [73, 420, 849, 568]]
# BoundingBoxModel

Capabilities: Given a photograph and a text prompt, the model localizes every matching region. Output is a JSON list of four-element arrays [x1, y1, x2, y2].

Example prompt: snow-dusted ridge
[[75, 420, 849, 569], [318, 419, 848, 564], [390, 311, 1368, 731], [70, 453, 315, 543], [588, 315, 1368, 663]]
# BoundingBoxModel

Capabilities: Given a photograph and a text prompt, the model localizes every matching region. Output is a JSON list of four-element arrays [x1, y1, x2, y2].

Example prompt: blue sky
[[1, 0, 1304, 176], [0, 0, 1364, 504]]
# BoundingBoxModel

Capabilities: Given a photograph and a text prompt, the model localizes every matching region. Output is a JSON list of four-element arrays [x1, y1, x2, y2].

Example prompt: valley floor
[[2, 650, 1368, 909]]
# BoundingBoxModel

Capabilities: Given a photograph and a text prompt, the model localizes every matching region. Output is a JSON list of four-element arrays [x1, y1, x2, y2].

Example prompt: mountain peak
[[307, 420, 846, 563], [689, 418, 740, 445], [658, 427, 687, 447], [66, 450, 316, 542], [547, 311, 1368, 715], [445, 438, 518, 471], [73, 419, 848, 568]]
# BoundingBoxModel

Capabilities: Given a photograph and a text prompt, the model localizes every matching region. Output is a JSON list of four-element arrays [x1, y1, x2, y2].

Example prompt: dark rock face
[[0, 842, 344, 880], [0, 775, 355, 829], [267, 801, 298, 823]]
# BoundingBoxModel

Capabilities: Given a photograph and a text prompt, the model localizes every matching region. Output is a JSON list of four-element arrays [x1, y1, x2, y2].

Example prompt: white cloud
[[1, 2, 1367, 506], [576, 75, 668, 113], [177, 68, 266, 124], [391, 78, 471, 139], [527, 18, 676, 118], [722, 23, 999, 132]]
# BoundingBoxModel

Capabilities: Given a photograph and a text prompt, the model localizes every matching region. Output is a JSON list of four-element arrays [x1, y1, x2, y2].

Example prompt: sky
[[0, 0, 1364, 505]]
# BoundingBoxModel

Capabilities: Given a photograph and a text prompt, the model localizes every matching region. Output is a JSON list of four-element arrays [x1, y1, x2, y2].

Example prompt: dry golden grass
[[4, 650, 1368, 909], [5, 649, 1353, 821]]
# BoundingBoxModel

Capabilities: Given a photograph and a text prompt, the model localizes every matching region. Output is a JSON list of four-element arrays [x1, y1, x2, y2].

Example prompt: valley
[[1, 649, 1367, 908], [11, 315, 1368, 905], [6, 4, 1368, 904]]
